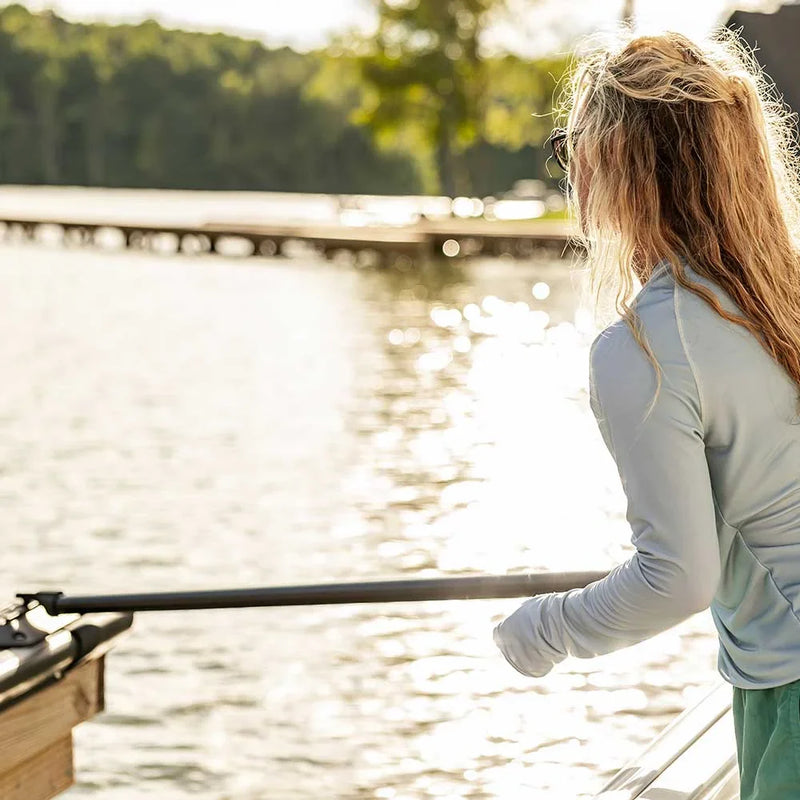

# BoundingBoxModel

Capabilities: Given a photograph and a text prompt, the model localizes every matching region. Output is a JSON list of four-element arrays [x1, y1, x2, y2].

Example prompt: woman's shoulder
[[589, 317, 659, 401], [590, 256, 733, 356], [590, 280, 677, 363], [589, 262, 695, 389]]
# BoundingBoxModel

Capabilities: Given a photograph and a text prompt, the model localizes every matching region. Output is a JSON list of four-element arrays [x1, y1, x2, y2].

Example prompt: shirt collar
[[648, 258, 672, 282]]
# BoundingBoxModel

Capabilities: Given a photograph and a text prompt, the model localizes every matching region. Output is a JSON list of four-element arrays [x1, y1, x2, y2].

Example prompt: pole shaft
[[26, 571, 610, 615]]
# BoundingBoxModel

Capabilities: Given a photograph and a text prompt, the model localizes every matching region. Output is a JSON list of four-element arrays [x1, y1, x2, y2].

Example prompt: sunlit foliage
[[0, 4, 568, 195]]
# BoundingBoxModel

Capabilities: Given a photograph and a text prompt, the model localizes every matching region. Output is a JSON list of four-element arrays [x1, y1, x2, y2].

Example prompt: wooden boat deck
[[0, 602, 133, 800]]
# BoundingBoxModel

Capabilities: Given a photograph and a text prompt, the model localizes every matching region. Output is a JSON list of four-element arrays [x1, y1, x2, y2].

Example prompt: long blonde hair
[[559, 26, 800, 416]]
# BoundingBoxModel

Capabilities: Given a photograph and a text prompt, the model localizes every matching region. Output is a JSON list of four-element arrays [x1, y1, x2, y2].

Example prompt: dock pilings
[[0, 215, 576, 265]]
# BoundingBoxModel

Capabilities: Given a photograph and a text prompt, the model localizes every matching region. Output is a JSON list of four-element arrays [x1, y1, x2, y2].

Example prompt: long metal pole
[[20, 570, 610, 616]]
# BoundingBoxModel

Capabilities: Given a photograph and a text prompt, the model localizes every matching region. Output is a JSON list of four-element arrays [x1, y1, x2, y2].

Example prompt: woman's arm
[[493, 316, 721, 678]]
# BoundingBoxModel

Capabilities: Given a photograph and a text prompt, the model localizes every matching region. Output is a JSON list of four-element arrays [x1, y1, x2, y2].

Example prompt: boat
[[593, 679, 739, 799], [0, 597, 132, 800], [0, 578, 742, 799]]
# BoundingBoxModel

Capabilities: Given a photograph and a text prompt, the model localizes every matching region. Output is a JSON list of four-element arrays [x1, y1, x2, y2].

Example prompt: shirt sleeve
[[493, 315, 721, 678]]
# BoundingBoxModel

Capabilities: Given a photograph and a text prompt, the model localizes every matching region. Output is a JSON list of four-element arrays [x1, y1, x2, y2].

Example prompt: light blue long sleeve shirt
[[493, 256, 800, 689]]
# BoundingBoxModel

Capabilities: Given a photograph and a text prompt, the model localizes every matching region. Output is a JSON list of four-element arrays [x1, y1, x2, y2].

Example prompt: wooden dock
[[0, 213, 578, 264]]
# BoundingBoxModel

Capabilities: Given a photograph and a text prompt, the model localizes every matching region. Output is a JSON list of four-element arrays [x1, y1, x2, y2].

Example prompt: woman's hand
[[493, 596, 559, 678]]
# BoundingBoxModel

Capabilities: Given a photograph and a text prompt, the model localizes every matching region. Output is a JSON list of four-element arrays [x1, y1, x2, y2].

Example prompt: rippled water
[[0, 238, 721, 799]]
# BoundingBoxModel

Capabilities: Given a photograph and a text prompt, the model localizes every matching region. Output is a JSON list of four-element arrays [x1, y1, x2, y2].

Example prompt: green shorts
[[733, 678, 800, 799]]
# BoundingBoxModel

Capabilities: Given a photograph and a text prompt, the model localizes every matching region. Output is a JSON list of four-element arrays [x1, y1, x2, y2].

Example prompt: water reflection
[[344, 257, 623, 583], [0, 242, 720, 800]]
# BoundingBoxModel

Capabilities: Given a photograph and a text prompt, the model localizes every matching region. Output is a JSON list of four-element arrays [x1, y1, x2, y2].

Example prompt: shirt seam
[[673, 283, 707, 430], [589, 338, 616, 456], [673, 281, 741, 534], [731, 527, 800, 636]]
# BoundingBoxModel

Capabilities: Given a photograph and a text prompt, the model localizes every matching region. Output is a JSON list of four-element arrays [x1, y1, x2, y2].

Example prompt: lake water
[[0, 224, 722, 799]]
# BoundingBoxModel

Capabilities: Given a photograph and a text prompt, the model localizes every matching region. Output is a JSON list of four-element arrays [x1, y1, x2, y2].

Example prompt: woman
[[492, 26, 800, 798]]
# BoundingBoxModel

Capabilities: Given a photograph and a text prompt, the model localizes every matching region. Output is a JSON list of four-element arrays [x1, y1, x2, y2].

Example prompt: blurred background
[[0, 1, 796, 798]]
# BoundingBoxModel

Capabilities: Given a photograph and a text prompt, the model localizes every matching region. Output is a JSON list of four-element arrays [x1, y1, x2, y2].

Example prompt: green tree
[[358, 0, 507, 196], [0, 4, 567, 196]]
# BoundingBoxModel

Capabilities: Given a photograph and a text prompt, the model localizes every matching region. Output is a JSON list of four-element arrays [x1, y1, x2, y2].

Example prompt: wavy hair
[[558, 26, 800, 417]]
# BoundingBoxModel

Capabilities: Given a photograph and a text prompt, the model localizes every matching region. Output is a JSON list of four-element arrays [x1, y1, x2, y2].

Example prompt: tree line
[[0, 3, 570, 196]]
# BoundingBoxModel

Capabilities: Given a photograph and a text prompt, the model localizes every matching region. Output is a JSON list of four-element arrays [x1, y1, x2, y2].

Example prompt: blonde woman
[[492, 27, 800, 798]]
